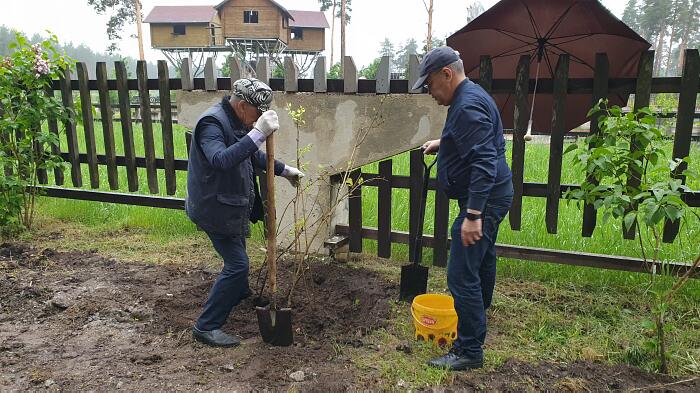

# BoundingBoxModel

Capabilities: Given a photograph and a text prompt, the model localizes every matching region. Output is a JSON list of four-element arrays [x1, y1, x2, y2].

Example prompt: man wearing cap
[[416, 47, 513, 370], [186, 78, 304, 347]]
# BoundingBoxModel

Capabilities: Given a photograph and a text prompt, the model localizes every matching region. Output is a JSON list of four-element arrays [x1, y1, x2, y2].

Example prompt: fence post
[[624, 50, 654, 240], [545, 54, 569, 234], [158, 60, 176, 196], [314, 56, 327, 93], [376, 56, 391, 94], [582, 53, 609, 237], [284, 56, 298, 92], [343, 56, 357, 93], [204, 57, 217, 91], [96, 62, 119, 190], [181, 57, 194, 91], [663, 49, 699, 243], [349, 169, 363, 253], [76, 62, 100, 189], [478, 55, 493, 93], [510, 55, 530, 231], [59, 67, 82, 187], [408, 54, 421, 94], [377, 159, 392, 258], [137, 60, 159, 194]]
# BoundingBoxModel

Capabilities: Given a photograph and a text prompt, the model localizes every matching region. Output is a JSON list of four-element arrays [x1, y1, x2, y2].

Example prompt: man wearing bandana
[[186, 78, 304, 347]]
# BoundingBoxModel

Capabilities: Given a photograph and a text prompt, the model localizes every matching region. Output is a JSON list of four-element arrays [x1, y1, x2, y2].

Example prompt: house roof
[[144, 6, 217, 24], [288, 10, 329, 29], [214, 0, 294, 21]]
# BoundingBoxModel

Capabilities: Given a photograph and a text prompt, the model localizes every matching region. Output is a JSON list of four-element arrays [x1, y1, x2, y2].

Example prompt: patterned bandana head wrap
[[232, 78, 273, 112]]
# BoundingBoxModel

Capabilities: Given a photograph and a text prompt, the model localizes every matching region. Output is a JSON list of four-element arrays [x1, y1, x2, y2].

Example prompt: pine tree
[[622, 0, 641, 32]]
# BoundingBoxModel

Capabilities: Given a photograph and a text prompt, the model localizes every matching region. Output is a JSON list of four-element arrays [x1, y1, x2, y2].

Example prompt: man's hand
[[283, 166, 305, 188], [421, 139, 440, 155], [254, 110, 279, 137], [461, 216, 482, 246]]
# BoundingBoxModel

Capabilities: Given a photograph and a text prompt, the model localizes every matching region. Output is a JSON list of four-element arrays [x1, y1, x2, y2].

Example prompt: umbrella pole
[[524, 60, 541, 142]]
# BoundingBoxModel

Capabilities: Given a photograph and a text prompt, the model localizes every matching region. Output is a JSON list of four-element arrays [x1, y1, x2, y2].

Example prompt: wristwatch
[[465, 212, 482, 221]]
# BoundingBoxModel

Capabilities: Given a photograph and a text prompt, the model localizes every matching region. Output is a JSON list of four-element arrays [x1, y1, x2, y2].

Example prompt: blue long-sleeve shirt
[[436, 79, 513, 211]]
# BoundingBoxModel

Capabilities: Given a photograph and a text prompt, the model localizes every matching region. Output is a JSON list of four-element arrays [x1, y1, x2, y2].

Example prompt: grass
[[23, 119, 700, 385]]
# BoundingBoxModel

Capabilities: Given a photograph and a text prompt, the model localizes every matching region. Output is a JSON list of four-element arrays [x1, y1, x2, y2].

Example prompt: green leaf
[[624, 211, 637, 231]]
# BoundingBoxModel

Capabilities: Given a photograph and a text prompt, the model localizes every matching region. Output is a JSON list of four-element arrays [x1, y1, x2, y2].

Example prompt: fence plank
[[59, 67, 82, 187], [509, 55, 530, 231], [409, 149, 424, 262], [344, 56, 357, 93], [582, 54, 609, 237], [624, 50, 654, 239], [115, 61, 138, 192], [44, 87, 64, 185], [545, 55, 570, 234], [408, 54, 421, 94], [158, 60, 176, 195], [433, 187, 449, 267], [76, 62, 100, 188], [377, 159, 392, 258], [185, 131, 192, 158], [314, 56, 327, 93], [376, 56, 391, 94], [96, 62, 119, 190], [349, 169, 363, 253], [478, 56, 493, 93], [180, 58, 194, 91], [663, 49, 700, 243], [204, 57, 217, 91], [137, 60, 159, 194], [256, 57, 270, 85], [33, 124, 48, 184], [284, 57, 298, 92], [228, 56, 242, 82]]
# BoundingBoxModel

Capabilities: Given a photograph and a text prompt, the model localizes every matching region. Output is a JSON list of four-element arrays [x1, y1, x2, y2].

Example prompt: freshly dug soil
[[1, 241, 697, 391]]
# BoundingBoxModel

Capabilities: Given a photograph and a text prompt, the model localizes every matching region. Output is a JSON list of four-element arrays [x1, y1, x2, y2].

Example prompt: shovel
[[255, 134, 293, 346], [399, 149, 436, 302]]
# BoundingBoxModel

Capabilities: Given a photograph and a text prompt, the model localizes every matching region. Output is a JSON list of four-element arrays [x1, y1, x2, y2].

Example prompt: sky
[[3, 0, 627, 69]]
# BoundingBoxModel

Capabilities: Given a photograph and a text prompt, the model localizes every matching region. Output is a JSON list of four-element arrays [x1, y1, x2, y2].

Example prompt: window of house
[[172, 24, 186, 35], [291, 27, 303, 40], [244, 10, 259, 23]]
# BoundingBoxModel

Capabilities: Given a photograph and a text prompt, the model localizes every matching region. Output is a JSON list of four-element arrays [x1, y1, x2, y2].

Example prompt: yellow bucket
[[411, 293, 458, 346]]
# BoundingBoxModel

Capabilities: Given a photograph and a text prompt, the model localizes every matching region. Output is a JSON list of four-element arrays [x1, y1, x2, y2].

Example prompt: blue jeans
[[195, 232, 250, 331], [448, 196, 512, 358]]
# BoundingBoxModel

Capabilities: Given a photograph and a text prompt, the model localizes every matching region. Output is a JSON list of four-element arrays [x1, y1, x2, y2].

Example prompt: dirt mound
[[0, 242, 395, 391]]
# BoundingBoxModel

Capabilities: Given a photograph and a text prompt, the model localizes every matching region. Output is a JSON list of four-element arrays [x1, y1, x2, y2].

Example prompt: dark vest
[[185, 102, 258, 236]]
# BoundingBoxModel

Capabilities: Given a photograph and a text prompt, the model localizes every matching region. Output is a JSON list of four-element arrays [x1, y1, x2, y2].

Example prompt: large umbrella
[[446, 0, 651, 134]]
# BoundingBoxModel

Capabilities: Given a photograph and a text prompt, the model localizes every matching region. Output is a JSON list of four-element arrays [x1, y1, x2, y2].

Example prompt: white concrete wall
[[177, 91, 448, 251]]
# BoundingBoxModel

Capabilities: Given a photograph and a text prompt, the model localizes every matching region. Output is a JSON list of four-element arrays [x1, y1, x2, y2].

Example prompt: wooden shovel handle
[[266, 135, 276, 300]]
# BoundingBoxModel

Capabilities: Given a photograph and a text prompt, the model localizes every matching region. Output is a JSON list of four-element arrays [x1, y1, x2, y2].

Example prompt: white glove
[[283, 166, 305, 188], [254, 110, 279, 137]]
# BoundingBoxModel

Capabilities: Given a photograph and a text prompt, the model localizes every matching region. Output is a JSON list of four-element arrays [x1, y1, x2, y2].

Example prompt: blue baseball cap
[[412, 46, 461, 90]]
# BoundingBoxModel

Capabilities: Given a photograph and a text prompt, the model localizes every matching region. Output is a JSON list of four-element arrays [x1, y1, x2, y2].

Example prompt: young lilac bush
[[0, 31, 73, 233]]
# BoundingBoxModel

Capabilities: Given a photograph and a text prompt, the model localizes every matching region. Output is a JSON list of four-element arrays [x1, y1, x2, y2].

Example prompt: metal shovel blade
[[399, 264, 429, 302], [255, 305, 293, 347]]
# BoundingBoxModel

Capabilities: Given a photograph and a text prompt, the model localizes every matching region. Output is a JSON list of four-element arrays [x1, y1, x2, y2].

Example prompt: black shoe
[[192, 327, 240, 347], [427, 351, 483, 371]]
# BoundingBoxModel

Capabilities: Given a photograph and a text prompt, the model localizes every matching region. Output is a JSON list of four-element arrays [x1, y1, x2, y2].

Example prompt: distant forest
[[0, 25, 176, 79]]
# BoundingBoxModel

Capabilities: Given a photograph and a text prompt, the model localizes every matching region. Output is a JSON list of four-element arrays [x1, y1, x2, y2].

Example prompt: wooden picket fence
[[37, 50, 700, 277]]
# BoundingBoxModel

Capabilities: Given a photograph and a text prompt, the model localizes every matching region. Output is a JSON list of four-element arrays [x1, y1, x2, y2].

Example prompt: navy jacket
[[436, 80, 513, 211], [185, 97, 284, 236]]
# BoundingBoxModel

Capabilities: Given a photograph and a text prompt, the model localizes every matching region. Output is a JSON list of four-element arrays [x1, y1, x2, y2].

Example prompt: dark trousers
[[195, 232, 250, 331], [447, 196, 512, 358]]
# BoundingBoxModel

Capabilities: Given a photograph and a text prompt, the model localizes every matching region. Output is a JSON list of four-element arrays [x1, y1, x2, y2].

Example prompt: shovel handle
[[266, 135, 276, 301]]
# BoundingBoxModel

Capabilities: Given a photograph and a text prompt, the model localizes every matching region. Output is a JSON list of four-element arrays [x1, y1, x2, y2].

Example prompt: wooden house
[[145, 1, 327, 54], [287, 10, 329, 53], [144, 6, 224, 49]]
